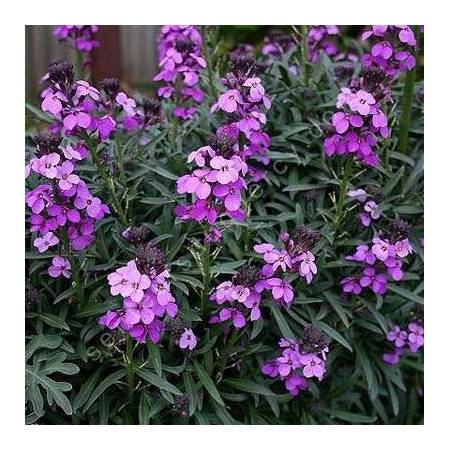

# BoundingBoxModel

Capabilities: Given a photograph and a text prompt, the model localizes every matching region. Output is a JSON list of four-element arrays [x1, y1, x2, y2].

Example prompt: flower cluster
[[40, 61, 161, 142], [99, 239, 178, 344], [341, 219, 413, 296], [261, 30, 296, 60], [166, 318, 198, 351], [347, 187, 381, 227], [175, 53, 271, 229], [53, 26, 100, 52], [208, 226, 319, 330], [308, 26, 347, 63], [26, 132, 109, 278], [383, 320, 424, 365], [262, 326, 329, 396], [324, 66, 392, 167], [154, 25, 206, 120], [362, 26, 416, 78]]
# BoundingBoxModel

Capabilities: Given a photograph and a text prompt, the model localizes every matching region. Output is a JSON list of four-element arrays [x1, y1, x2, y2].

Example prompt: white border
[[1, 0, 448, 447]]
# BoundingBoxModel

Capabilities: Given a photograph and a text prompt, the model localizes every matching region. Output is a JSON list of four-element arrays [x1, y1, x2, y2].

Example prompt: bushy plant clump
[[25, 25, 424, 425]]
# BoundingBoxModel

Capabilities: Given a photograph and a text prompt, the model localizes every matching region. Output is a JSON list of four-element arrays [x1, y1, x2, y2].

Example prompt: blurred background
[[25, 25, 285, 99], [26, 26, 160, 98]]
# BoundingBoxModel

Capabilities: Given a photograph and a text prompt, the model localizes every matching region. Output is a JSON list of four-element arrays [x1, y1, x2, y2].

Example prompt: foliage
[[25, 25, 424, 425]]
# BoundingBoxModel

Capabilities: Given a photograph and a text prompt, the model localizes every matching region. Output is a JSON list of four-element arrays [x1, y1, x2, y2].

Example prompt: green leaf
[[82, 369, 127, 413], [138, 162, 178, 180], [326, 409, 377, 424], [270, 306, 296, 339], [388, 285, 424, 304], [146, 343, 163, 377], [193, 361, 225, 406], [73, 367, 103, 413], [316, 321, 352, 352], [136, 368, 182, 396], [223, 378, 276, 397], [355, 344, 379, 401], [36, 313, 70, 331], [26, 351, 79, 417]]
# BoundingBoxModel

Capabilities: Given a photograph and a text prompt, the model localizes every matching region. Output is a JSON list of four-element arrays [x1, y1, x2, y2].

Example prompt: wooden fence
[[25, 25, 160, 98]]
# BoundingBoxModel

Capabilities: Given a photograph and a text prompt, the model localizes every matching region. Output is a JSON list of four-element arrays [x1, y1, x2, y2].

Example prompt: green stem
[[397, 66, 416, 154], [83, 133, 128, 226], [125, 336, 135, 405], [300, 25, 310, 85], [398, 26, 419, 154], [202, 26, 217, 101], [201, 243, 211, 315], [331, 157, 353, 245]]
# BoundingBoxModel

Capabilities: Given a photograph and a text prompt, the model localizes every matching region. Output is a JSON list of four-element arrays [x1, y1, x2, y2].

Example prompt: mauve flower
[[75, 80, 100, 101], [395, 238, 413, 258], [177, 169, 217, 199], [371, 41, 393, 60], [216, 89, 243, 113], [127, 268, 151, 303], [266, 278, 294, 305], [41, 90, 68, 114], [387, 325, 407, 348], [98, 310, 122, 329], [300, 353, 325, 380], [407, 322, 424, 352], [48, 255, 71, 278], [212, 181, 243, 211], [360, 266, 387, 294], [348, 90, 376, 116], [212, 281, 234, 304], [261, 360, 279, 378], [382, 348, 403, 365], [57, 161, 80, 190], [219, 308, 246, 329], [332, 112, 363, 134], [107, 263, 135, 297], [63, 108, 91, 131], [39, 153, 60, 179], [341, 276, 362, 295], [187, 145, 215, 167], [347, 188, 367, 203], [210, 156, 240, 185], [34, 231, 59, 253], [297, 251, 317, 284], [122, 297, 155, 326], [116, 92, 136, 116], [285, 374, 308, 396], [243, 77, 265, 102], [372, 237, 396, 261], [179, 328, 197, 351]]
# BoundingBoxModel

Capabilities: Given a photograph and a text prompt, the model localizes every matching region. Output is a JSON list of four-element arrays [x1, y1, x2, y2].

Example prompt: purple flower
[[210, 156, 240, 185], [48, 256, 71, 278], [177, 169, 217, 199], [371, 237, 396, 262], [216, 89, 243, 113], [41, 90, 68, 114], [348, 90, 376, 116], [407, 322, 424, 353], [341, 276, 362, 295], [382, 348, 403, 365], [115, 92, 137, 116], [34, 232, 59, 253], [387, 325, 407, 348], [360, 266, 387, 294], [300, 353, 325, 380], [285, 374, 308, 396], [56, 161, 80, 190], [266, 278, 294, 306], [179, 328, 198, 351], [332, 112, 363, 134], [297, 251, 317, 284], [347, 188, 367, 203], [243, 77, 265, 102]]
